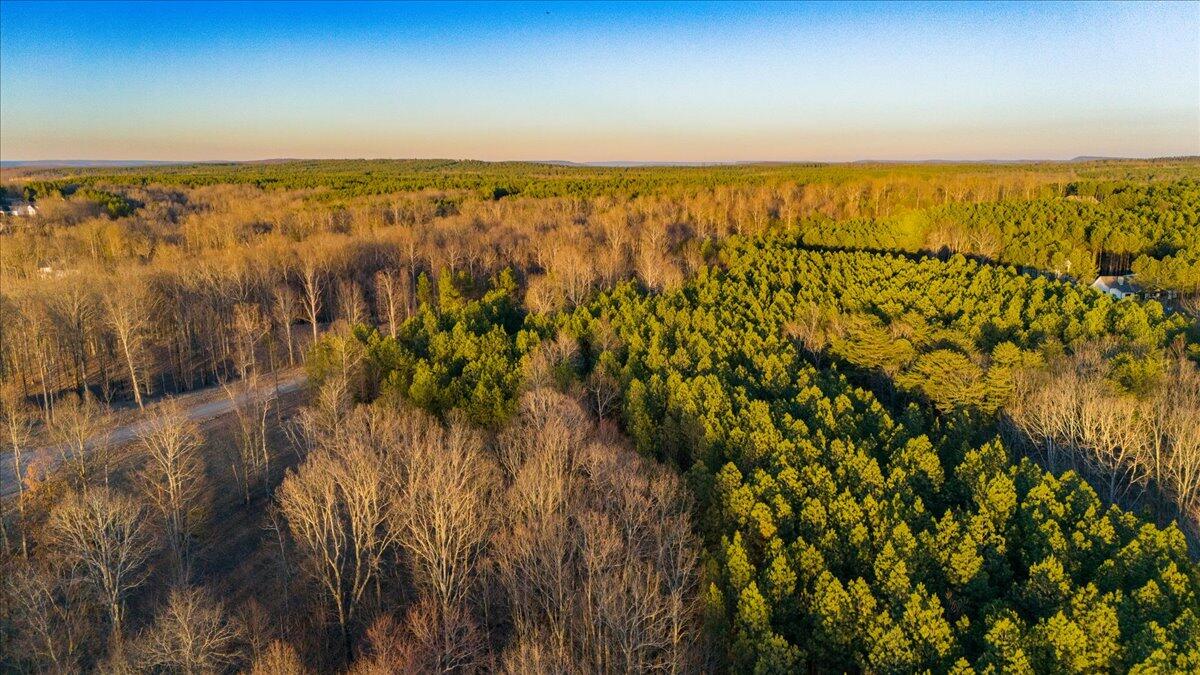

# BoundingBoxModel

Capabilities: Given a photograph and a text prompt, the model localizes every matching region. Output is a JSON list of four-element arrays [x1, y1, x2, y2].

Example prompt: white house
[[1091, 275, 1140, 300], [0, 200, 37, 217]]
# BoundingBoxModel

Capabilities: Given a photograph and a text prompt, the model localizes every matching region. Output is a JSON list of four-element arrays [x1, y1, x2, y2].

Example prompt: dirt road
[[0, 372, 308, 499]]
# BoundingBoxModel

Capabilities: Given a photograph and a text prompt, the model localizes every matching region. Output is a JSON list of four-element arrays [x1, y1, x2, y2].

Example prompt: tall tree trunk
[[119, 337, 144, 410]]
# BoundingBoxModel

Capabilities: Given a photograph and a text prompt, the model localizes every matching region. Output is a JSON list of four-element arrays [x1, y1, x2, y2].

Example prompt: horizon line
[[4, 154, 1199, 168]]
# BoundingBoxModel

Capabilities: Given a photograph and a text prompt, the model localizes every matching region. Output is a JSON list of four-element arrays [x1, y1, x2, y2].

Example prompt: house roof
[[1092, 275, 1140, 295], [1, 200, 33, 210]]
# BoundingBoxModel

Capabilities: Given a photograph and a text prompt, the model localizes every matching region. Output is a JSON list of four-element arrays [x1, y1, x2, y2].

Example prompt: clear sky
[[1, 1, 1197, 162]]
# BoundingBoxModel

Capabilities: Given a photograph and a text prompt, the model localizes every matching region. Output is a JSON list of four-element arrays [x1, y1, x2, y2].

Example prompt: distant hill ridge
[[4, 156, 1196, 169]]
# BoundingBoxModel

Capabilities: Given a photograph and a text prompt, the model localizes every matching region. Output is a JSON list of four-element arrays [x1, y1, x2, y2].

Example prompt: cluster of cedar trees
[[556, 238, 1199, 671], [1, 159, 1199, 672]]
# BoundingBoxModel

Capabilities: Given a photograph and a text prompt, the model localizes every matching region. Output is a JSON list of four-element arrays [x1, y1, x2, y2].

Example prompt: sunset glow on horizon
[[1, 1, 1197, 162]]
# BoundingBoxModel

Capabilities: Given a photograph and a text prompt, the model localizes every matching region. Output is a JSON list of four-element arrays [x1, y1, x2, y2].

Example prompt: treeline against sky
[[2, 159, 1198, 418], [0, 158, 1102, 201]]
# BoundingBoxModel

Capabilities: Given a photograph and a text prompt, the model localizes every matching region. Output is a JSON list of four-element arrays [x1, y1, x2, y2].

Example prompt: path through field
[[0, 372, 308, 499]]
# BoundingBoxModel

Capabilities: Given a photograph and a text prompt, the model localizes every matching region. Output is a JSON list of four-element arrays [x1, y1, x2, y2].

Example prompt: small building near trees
[[0, 200, 38, 217], [1091, 275, 1140, 300]]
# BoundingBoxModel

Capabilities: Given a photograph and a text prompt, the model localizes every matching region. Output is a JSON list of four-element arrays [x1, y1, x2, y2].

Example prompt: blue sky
[[1, 1, 1196, 161]]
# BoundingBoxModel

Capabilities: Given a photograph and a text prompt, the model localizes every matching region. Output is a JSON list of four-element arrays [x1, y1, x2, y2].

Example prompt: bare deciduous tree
[[784, 301, 841, 366], [103, 283, 153, 409], [226, 374, 273, 504], [523, 333, 581, 392], [277, 408, 395, 658], [2, 383, 36, 556], [133, 587, 245, 674], [373, 269, 409, 339], [1155, 359, 1200, 536], [336, 278, 368, 327], [346, 615, 408, 675], [137, 399, 205, 579], [4, 559, 94, 673], [400, 597, 489, 673], [273, 284, 301, 366], [50, 393, 113, 489], [635, 236, 684, 293], [299, 256, 325, 343], [1007, 351, 1200, 536], [249, 640, 311, 675], [48, 488, 153, 645], [232, 302, 269, 381], [499, 626, 575, 675], [546, 238, 597, 308], [398, 420, 496, 632], [493, 390, 701, 673], [586, 368, 622, 421]]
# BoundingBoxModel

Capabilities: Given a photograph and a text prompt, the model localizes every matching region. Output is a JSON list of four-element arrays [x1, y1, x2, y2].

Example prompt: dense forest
[[1, 159, 1198, 672]]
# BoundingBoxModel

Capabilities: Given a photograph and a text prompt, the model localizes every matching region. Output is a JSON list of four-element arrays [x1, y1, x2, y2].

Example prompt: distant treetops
[[793, 178, 1200, 292]]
